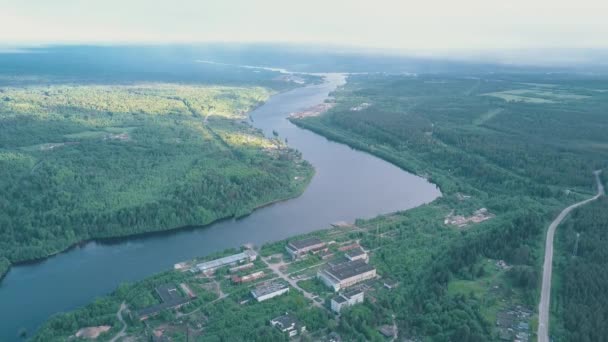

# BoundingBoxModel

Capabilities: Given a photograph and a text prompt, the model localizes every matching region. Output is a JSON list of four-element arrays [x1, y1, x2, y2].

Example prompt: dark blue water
[[0, 73, 440, 341]]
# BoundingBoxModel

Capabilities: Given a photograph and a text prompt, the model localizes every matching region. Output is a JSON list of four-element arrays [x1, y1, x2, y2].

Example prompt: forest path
[[109, 302, 127, 342], [537, 170, 604, 342]]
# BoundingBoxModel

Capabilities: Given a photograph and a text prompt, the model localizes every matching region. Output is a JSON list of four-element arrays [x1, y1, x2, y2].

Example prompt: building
[[251, 282, 289, 302], [232, 271, 265, 284], [330, 289, 364, 313], [285, 237, 326, 259], [270, 313, 306, 337], [318, 259, 376, 292], [344, 247, 368, 262], [383, 278, 400, 290], [193, 249, 257, 274], [136, 284, 191, 320]]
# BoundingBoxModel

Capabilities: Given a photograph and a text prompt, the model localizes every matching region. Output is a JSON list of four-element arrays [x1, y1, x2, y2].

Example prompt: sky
[[1, 0, 607, 51]]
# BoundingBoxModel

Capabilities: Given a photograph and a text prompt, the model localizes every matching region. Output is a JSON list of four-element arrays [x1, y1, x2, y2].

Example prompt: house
[[330, 289, 364, 313], [270, 313, 306, 337], [318, 259, 376, 292], [251, 282, 289, 302], [344, 247, 368, 262], [286, 238, 326, 259]]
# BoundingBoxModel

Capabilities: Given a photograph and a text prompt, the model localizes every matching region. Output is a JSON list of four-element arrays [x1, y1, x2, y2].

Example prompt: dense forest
[[0, 84, 313, 274], [291, 73, 608, 340], [29, 72, 608, 341], [552, 196, 608, 342]]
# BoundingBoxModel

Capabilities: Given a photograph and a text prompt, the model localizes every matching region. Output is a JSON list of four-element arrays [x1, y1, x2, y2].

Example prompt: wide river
[[0, 74, 440, 341]]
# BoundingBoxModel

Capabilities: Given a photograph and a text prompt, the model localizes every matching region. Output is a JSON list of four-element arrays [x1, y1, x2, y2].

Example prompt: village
[[94, 222, 406, 342]]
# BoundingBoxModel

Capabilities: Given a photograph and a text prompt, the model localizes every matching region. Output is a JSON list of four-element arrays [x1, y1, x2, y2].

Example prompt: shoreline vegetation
[[0, 83, 315, 282]]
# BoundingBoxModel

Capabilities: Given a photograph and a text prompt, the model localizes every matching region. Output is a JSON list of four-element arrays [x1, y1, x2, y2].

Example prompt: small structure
[[286, 237, 326, 259], [345, 247, 368, 262], [270, 313, 306, 337], [192, 250, 257, 274], [251, 282, 289, 302], [136, 284, 191, 320], [317, 249, 335, 260], [232, 271, 265, 284], [318, 259, 377, 292], [338, 243, 361, 252], [330, 289, 364, 313], [378, 325, 395, 338], [383, 278, 400, 290]]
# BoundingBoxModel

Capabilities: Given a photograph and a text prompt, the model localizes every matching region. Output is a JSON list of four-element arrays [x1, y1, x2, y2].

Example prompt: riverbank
[[0, 71, 440, 342], [0, 257, 9, 281], [0, 83, 315, 276]]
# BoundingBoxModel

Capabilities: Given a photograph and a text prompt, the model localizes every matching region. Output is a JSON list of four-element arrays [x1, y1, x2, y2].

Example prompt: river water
[[0, 74, 440, 340]]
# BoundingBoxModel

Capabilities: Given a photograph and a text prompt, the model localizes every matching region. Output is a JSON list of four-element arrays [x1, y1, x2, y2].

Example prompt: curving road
[[109, 302, 127, 342], [537, 170, 604, 342]]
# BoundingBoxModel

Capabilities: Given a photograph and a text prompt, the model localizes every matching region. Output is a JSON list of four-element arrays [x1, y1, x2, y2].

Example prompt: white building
[[193, 249, 257, 274], [251, 282, 289, 302], [331, 289, 364, 313], [270, 314, 306, 337]]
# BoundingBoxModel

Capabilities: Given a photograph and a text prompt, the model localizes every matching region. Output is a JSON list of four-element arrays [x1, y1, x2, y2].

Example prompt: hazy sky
[[2, 0, 607, 51]]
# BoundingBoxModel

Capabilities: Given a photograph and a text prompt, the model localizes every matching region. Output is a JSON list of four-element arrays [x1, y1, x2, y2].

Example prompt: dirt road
[[109, 302, 127, 342], [262, 258, 324, 309], [537, 170, 604, 342]]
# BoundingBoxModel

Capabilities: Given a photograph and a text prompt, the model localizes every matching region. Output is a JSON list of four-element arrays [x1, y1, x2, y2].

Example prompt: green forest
[[28, 72, 608, 341], [0, 84, 313, 275], [552, 196, 608, 342], [291, 73, 608, 340]]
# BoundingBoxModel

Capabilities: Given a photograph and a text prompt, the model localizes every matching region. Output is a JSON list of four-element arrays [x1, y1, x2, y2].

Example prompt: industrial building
[[285, 237, 326, 259], [251, 282, 289, 302], [136, 284, 192, 320], [192, 249, 257, 274], [330, 289, 364, 313], [270, 313, 306, 337], [344, 247, 368, 262], [318, 259, 376, 292]]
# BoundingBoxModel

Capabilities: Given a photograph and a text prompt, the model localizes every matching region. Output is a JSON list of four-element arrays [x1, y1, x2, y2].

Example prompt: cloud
[[1, 0, 607, 50]]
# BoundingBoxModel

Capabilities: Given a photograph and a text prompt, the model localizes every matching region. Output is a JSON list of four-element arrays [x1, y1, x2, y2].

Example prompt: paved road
[[537, 170, 604, 342], [109, 302, 127, 342]]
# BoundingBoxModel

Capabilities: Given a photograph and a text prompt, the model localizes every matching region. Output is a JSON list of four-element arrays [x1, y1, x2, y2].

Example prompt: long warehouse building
[[317, 259, 376, 292]]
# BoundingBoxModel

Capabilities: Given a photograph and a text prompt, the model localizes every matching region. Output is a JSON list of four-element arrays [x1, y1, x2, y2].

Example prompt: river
[[0, 73, 440, 341]]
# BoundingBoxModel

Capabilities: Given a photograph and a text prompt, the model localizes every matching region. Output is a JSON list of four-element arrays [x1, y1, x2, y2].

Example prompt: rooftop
[[136, 284, 190, 318], [288, 237, 324, 250], [271, 314, 299, 329], [195, 250, 256, 272], [323, 259, 375, 281], [332, 295, 348, 304], [345, 247, 366, 258], [252, 282, 288, 298]]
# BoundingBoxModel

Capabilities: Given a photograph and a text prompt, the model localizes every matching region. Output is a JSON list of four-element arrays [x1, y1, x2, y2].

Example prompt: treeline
[[290, 73, 608, 341], [553, 197, 608, 342], [295, 74, 608, 198]]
